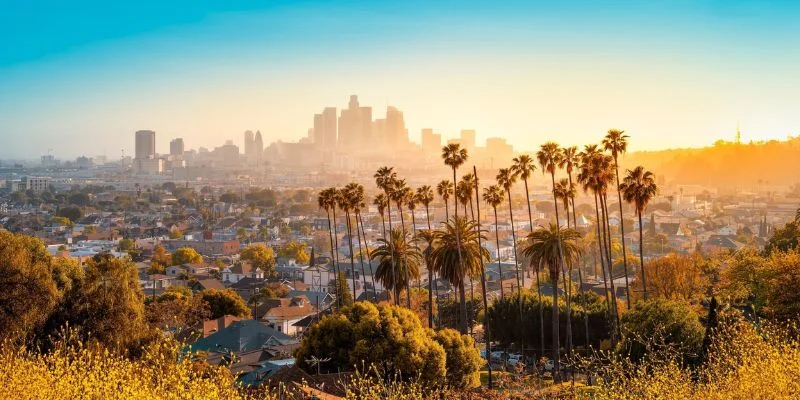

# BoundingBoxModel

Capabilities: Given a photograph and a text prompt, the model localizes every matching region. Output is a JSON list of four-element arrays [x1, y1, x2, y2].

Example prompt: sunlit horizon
[[2, 0, 799, 159]]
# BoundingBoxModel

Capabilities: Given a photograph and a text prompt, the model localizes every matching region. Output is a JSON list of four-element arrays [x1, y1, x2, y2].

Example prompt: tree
[[220, 192, 240, 203], [416, 185, 436, 327], [604, 129, 633, 307], [634, 253, 708, 302], [0, 230, 61, 343], [431, 216, 489, 334], [496, 167, 523, 298], [151, 244, 171, 266], [42, 254, 150, 354], [197, 289, 250, 319], [619, 298, 703, 364], [620, 165, 659, 300], [295, 302, 447, 388], [118, 238, 135, 252], [433, 328, 484, 389], [57, 206, 83, 222], [436, 180, 454, 221], [171, 247, 203, 266], [371, 228, 422, 305], [278, 241, 310, 264], [483, 185, 506, 298], [765, 218, 799, 254], [331, 271, 353, 308], [240, 244, 276, 275], [520, 223, 582, 380], [441, 144, 469, 331]]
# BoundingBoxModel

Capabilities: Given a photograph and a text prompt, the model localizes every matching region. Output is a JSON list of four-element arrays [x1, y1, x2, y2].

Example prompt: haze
[[1, 0, 799, 159]]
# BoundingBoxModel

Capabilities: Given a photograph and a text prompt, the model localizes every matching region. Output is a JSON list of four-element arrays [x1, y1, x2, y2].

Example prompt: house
[[223, 261, 265, 284], [188, 319, 296, 354], [202, 315, 243, 338], [302, 263, 333, 293], [166, 263, 211, 277], [258, 296, 316, 336], [191, 278, 226, 292], [229, 277, 269, 302], [140, 273, 177, 293]]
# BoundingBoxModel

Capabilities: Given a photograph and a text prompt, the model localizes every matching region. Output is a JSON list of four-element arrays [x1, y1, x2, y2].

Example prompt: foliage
[[51, 216, 73, 227], [151, 244, 171, 266], [295, 302, 447, 387], [57, 206, 83, 222], [765, 217, 799, 254], [171, 247, 203, 266], [118, 238, 135, 252], [619, 298, 703, 364], [371, 228, 422, 302], [240, 244, 277, 274], [432, 328, 484, 389], [485, 290, 610, 348], [332, 271, 353, 308], [277, 241, 310, 264], [632, 253, 710, 302], [197, 289, 250, 320]]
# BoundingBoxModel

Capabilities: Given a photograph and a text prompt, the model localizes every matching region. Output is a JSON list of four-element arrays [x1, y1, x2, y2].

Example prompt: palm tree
[[456, 180, 471, 218], [318, 188, 340, 306], [436, 180, 454, 221], [442, 144, 469, 328], [553, 177, 577, 360], [390, 178, 414, 308], [430, 216, 489, 334], [407, 191, 421, 291], [461, 172, 478, 221], [619, 166, 658, 301], [482, 185, 506, 299], [336, 187, 358, 300], [511, 153, 542, 353], [496, 168, 522, 295], [345, 183, 370, 298], [375, 167, 398, 303], [603, 129, 632, 308], [371, 228, 422, 305], [416, 185, 436, 327], [471, 165, 493, 389], [373, 193, 388, 239], [554, 179, 574, 228], [521, 224, 582, 383]]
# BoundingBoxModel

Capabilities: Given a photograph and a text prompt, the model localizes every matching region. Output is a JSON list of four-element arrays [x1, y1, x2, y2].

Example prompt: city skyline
[[2, 1, 800, 159]]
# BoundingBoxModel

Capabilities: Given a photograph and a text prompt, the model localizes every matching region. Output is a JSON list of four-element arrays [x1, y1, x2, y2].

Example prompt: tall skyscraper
[[135, 130, 156, 159], [253, 131, 264, 165], [169, 138, 184, 156], [338, 95, 372, 147], [244, 130, 255, 159], [421, 128, 441, 155], [322, 107, 337, 147], [385, 106, 407, 148], [460, 129, 476, 154]]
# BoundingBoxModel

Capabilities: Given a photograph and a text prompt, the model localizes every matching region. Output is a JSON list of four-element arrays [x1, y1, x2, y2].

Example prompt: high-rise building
[[338, 95, 372, 147], [322, 107, 337, 147], [244, 130, 255, 159], [385, 106, 407, 148], [254, 131, 264, 165], [421, 128, 441, 155], [460, 130, 476, 154], [135, 130, 156, 160], [170, 138, 184, 156]]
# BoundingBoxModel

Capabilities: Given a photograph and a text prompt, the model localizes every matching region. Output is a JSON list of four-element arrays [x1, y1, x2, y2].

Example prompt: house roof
[[195, 279, 225, 291], [229, 261, 260, 275], [260, 296, 315, 320], [188, 320, 295, 354]]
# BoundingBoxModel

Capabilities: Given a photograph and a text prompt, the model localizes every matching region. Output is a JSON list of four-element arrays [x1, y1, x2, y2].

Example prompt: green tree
[[197, 289, 250, 319], [118, 238, 135, 252], [0, 231, 61, 343], [171, 247, 203, 266], [52, 216, 73, 227], [278, 241, 310, 264], [765, 218, 799, 254], [57, 206, 83, 222], [330, 271, 353, 308], [620, 166, 659, 300], [240, 244, 276, 275], [619, 298, 703, 364], [295, 302, 446, 387], [432, 328, 484, 389], [430, 216, 489, 334], [371, 228, 422, 305]]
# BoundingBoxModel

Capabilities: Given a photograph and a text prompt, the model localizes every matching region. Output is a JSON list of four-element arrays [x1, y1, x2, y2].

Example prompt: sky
[[1, 0, 799, 159]]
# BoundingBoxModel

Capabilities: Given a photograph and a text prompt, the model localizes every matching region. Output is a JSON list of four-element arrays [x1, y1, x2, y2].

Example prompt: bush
[[433, 328, 484, 389], [619, 298, 703, 364]]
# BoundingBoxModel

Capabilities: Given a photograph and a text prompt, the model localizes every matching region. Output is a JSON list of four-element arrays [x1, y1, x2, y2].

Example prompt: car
[[507, 354, 524, 366], [544, 359, 555, 371], [490, 351, 506, 361]]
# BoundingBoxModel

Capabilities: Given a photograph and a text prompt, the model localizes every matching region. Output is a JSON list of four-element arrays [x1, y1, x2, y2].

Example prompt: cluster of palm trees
[[316, 130, 659, 383]]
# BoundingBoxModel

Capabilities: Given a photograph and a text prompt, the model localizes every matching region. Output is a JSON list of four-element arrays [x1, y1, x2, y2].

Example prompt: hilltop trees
[[171, 247, 203, 266], [240, 244, 277, 273], [620, 166, 659, 300]]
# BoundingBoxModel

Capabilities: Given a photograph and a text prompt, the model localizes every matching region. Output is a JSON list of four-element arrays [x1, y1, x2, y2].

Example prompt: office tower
[[385, 106, 407, 148], [338, 95, 372, 147], [322, 107, 337, 146], [135, 130, 156, 159], [170, 138, 184, 156], [460, 129, 476, 154], [254, 131, 264, 165], [421, 128, 442, 155], [313, 114, 324, 145], [244, 130, 255, 160]]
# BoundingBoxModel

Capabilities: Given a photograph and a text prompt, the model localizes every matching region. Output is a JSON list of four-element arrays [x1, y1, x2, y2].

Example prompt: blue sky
[[1, 1, 799, 159]]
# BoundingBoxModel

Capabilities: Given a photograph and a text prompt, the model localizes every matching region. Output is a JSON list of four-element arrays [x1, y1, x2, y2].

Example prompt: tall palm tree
[[554, 177, 577, 360], [436, 180, 454, 221], [471, 165, 493, 389], [373, 193, 388, 239], [390, 178, 414, 307], [357, 201, 377, 298], [318, 188, 340, 306], [430, 216, 488, 334], [345, 183, 370, 297], [456, 177, 476, 303], [482, 185, 506, 299], [371, 228, 422, 305], [619, 166, 658, 301], [512, 153, 542, 353], [416, 185, 436, 327], [521, 224, 582, 383], [496, 168, 522, 295], [336, 187, 358, 300], [375, 167, 398, 303], [603, 129, 632, 308], [442, 144, 469, 328], [407, 191, 421, 291], [461, 173, 478, 221], [554, 179, 574, 228]]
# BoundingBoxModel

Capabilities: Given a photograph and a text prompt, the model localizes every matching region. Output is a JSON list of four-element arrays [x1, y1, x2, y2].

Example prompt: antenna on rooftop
[[736, 122, 741, 144]]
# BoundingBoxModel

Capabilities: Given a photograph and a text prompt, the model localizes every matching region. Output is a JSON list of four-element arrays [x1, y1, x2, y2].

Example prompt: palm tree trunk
[[560, 201, 573, 374], [425, 204, 434, 328], [638, 209, 648, 301], [493, 207, 504, 299], [613, 158, 632, 309], [381, 213, 387, 240], [594, 193, 612, 314], [453, 167, 467, 334], [359, 214, 377, 298], [355, 211, 368, 299], [386, 199, 397, 305], [332, 208, 342, 308], [346, 211, 358, 300], [325, 210, 338, 300], [471, 166, 493, 389], [535, 262, 545, 358], [524, 177, 544, 357], [600, 193, 621, 341], [551, 268, 561, 384], [411, 211, 421, 294], [507, 190, 525, 356], [567, 173, 589, 351], [399, 205, 411, 309]]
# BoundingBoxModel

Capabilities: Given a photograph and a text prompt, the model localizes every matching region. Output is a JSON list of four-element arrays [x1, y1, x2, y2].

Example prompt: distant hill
[[622, 137, 800, 190]]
